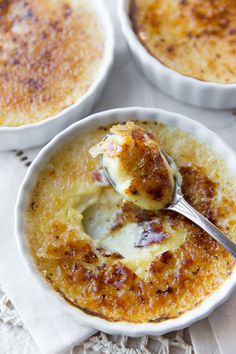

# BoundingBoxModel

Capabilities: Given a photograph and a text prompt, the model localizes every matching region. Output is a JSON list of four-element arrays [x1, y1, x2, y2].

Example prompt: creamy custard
[[0, 0, 105, 126], [131, 0, 236, 83], [25, 121, 236, 323]]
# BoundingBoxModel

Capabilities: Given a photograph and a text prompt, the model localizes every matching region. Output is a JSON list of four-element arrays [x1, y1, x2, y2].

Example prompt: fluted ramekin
[[0, 0, 114, 151], [15, 107, 236, 337], [118, 0, 236, 109]]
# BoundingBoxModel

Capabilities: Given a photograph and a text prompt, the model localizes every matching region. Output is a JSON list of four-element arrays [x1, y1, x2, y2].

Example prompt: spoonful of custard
[[89, 122, 175, 210], [89, 121, 236, 258]]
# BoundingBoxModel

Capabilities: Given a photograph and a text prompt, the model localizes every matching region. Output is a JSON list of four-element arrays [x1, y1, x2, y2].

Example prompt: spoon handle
[[168, 196, 236, 258]]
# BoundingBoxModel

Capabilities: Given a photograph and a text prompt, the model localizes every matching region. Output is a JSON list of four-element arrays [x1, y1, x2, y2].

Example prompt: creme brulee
[[0, 0, 105, 127], [131, 0, 236, 83], [25, 121, 236, 323]]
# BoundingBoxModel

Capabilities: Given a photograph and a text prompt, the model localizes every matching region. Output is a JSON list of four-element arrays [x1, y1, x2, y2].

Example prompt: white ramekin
[[15, 107, 236, 337], [0, 0, 114, 151], [118, 0, 236, 109]]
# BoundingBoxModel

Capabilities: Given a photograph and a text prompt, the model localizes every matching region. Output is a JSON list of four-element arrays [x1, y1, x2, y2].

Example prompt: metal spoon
[[101, 150, 236, 258]]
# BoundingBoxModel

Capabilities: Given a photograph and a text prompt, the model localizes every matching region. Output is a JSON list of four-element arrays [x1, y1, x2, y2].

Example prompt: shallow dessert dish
[[0, 0, 114, 150], [16, 107, 236, 336], [119, 0, 236, 108]]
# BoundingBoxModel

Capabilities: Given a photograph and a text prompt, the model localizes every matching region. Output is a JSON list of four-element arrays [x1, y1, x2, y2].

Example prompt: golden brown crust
[[34, 202, 234, 323], [120, 126, 173, 204], [131, 0, 236, 83], [104, 122, 174, 210], [25, 122, 236, 323], [0, 0, 104, 126]]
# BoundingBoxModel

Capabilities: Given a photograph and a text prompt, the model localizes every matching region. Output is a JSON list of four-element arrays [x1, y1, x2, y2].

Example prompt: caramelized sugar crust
[[110, 122, 173, 209], [25, 122, 236, 323], [0, 0, 104, 126], [131, 0, 236, 83]]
